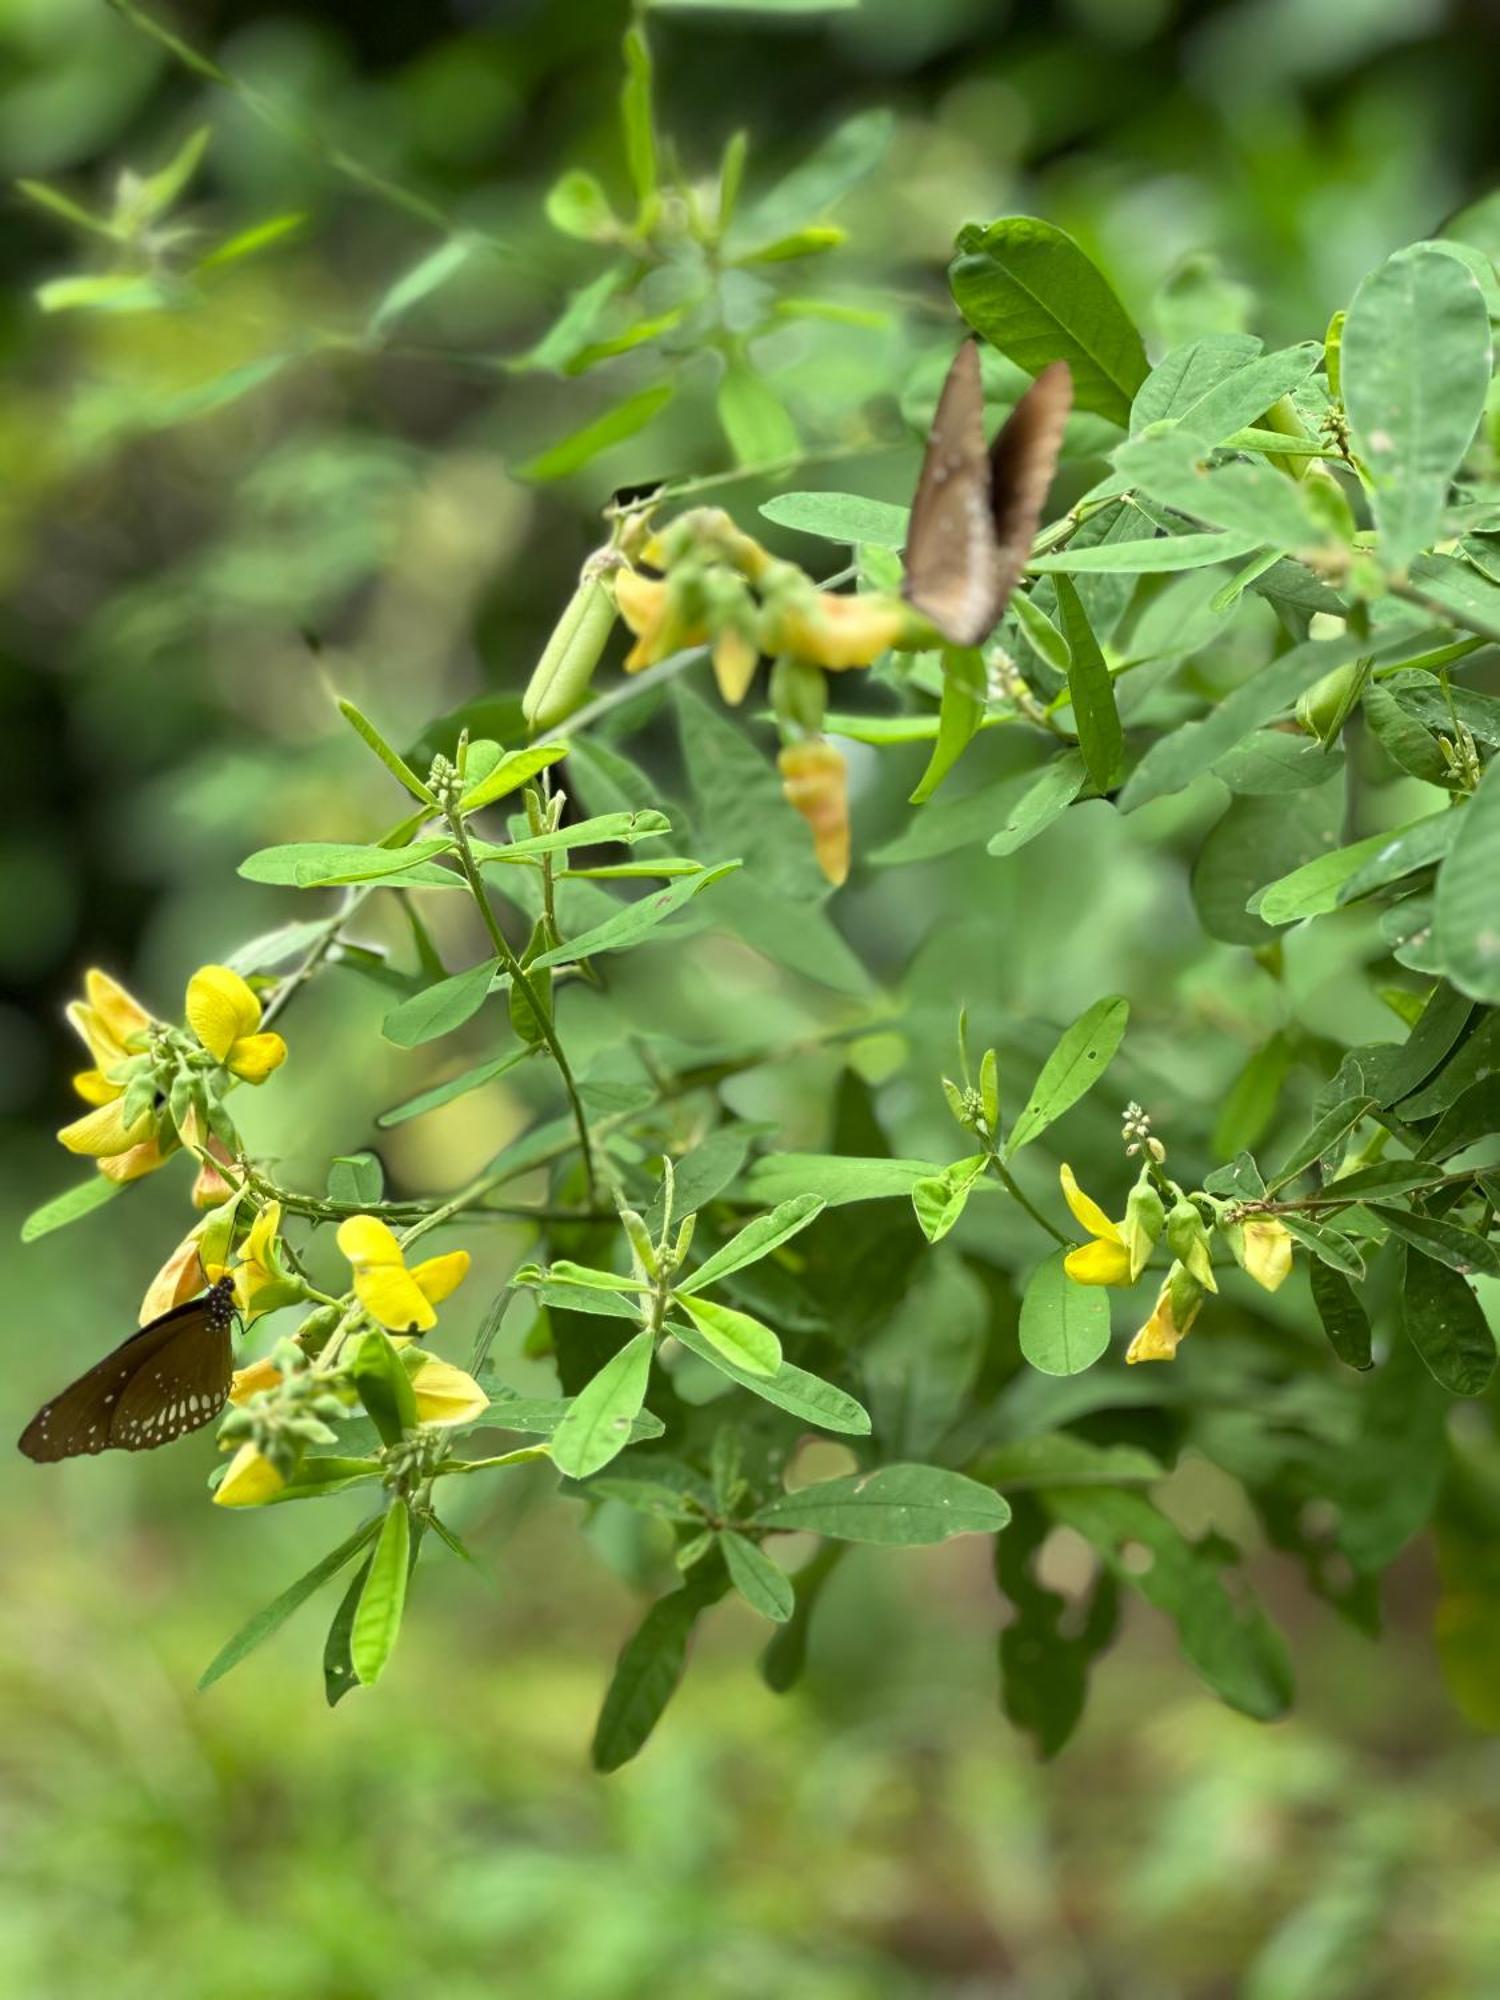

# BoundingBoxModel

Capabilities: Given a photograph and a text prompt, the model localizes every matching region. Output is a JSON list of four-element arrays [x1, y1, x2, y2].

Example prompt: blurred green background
[[7, 1, 1500, 1993]]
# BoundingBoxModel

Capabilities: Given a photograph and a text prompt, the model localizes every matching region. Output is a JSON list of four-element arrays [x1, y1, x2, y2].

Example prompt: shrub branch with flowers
[[18, 14, 1500, 1764]]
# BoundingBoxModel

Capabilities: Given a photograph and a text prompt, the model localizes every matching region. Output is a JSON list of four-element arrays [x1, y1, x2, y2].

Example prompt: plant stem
[[985, 1150, 1070, 1247]]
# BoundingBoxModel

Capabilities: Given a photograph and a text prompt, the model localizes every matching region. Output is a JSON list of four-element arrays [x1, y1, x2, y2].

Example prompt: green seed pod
[[1165, 1197, 1217, 1292], [1295, 659, 1362, 741], [620, 1207, 659, 1280], [521, 571, 618, 734], [978, 1048, 1001, 1134], [1124, 1171, 1165, 1282]]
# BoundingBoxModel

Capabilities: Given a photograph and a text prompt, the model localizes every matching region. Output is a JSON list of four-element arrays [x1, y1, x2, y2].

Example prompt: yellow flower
[[57, 1094, 157, 1167], [335, 1214, 470, 1335], [711, 624, 759, 705], [57, 968, 171, 1180], [209, 1201, 286, 1320], [185, 965, 287, 1083], [229, 1354, 283, 1405], [778, 739, 850, 887], [1060, 1165, 1133, 1286], [1125, 1263, 1205, 1364], [1234, 1216, 1294, 1293], [771, 591, 912, 670], [613, 568, 707, 673], [410, 1357, 488, 1426], [213, 1441, 285, 1507]]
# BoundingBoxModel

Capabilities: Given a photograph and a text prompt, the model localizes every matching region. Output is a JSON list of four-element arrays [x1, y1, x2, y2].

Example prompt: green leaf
[[620, 25, 657, 209], [376, 1046, 533, 1128], [1134, 338, 1321, 446], [741, 1153, 944, 1208], [676, 1293, 781, 1376], [1341, 245, 1493, 574], [239, 840, 454, 888], [20, 1173, 123, 1244], [1044, 1485, 1291, 1718], [759, 491, 909, 549], [269, 1457, 387, 1503], [368, 237, 475, 335], [591, 1579, 713, 1773], [997, 1495, 1119, 1758], [985, 750, 1088, 857], [474, 810, 674, 864], [977, 1433, 1163, 1489], [1381, 1209, 1500, 1280], [380, 957, 499, 1048], [756, 1463, 1009, 1544], [1308, 1259, 1373, 1370], [1267, 1096, 1375, 1191], [544, 168, 617, 242], [1028, 530, 1261, 575], [199, 1517, 380, 1692], [1053, 576, 1122, 789], [910, 1154, 989, 1244], [677, 1193, 825, 1295], [1119, 637, 1357, 812], [1401, 1245, 1497, 1396], [351, 1502, 412, 1686], [528, 862, 741, 968], [1337, 809, 1463, 904], [549, 1329, 656, 1480], [668, 1318, 871, 1434], [1253, 813, 1450, 925], [1435, 759, 1500, 1002], [1277, 1213, 1366, 1278], [1008, 995, 1129, 1154], [1019, 1250, 1112, 1376], [1194, 783, 1345, 947], [347, 1329, 419, 1445], [327, 1151, 383, 1206], [720, 1532, 794, 1621], [949, 216, 1148, 428], [1116, 432, 1325, 555], [910, 648, 987, 803], [517, 383, 675, 482], [717, 359, 799, 466], [460, 742, 569, 813], [1213, 729, 1344, 795], [323, 1553, 374, 1708]]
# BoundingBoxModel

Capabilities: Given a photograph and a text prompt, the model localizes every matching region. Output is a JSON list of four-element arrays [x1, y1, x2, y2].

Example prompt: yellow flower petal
[[411, 1358, 488, 1427], [778, 740, 850, 887], [411, 1249, 470, 1308], [1125, 1269, 1204, 1364], [97, 1136, 168, 1183], [1059, 1164, 1124, 1244], [229, 1356, 284, 1405], [227, 1031, 287, 1084], [354, 1266, 437, 1334], [1240, 1217, 1294, 1293], [57, 1096, 149, 1159], [1064, 1238, 1134, 1286], [336, 1213, 405, 1270], [213, 1442, 285, 1507], [85, 969, 152, 1046], [71, 1068, 119, 1108], [186, 964, 263, 1063]]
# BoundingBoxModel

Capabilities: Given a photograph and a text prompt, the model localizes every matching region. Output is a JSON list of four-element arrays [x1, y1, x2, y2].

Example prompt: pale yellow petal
[[229, 1356, 283, 1405], [1059, 1164, 1124, 1244], [411, 1249, 470, 1308], [227, 1031, 287, 1084], [1063, 1238, 1134, 1286], [186, 964, 262, 1062], [411, 1358, 488, 1426], [1241, 1217, 1294, 1293], [140, 1233, 206, 1325], [57, 1096, 146, 1158], [97, 1136, 168, 1183], [85, 969, 152, 1045], [71, 1068, 119, 1108]]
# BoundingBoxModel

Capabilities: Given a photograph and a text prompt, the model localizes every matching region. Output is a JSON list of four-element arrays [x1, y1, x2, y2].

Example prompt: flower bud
[[1165, 1196, 1217, 1292], [1295, 660, 1362, 741], [1123, 1171, 1165, 1282], [778, 739, 850, 887], [522, 572, 618, 732]]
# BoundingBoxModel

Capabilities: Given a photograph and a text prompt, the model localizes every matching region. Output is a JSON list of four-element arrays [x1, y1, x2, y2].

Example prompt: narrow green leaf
[[1435, 759, 1500, 1002], [549, 1329, 655, 1479], [759, 491, 909, 549], [985, 750, 1088, 857], [668, 1318, 871, 1434], [1054, 576, 1122, 789], [199, 1517, 380, 1692], [376, 1045, 533, 1127], [910, 648, 987, 803], [755, 1463, 1010, 1544], [1382, 1209, 1500, 1279], [528, 861, 740, 967], [460, 742, 569, 813], [1018, 1250, 1112, 1376], [1008, 996, 1129, 1154], [717, 359, 799, 466], [337, 698, 439, 804], [741, 1153, 944, 1208], [517, 383, 675, 482], [676, 1193, 825, 1295], [369, 237, 475, 334], [1401, 1245, 1497, 1396], [351, 1502, 412, 1686], [675, 1293, 781, 1377], [20, 1173, 123, 1244], [323, 1552, 374, 1707], [592, 1580, 711, 1773], [1028, 530, 1261, 575], [1308, 1259, 1373, 1370], [239, 840, 454, 889]]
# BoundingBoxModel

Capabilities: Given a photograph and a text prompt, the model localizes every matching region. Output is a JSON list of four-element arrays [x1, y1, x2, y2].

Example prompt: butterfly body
[[18, 1277, 237, 1462], [903, 343, 1073, 647]]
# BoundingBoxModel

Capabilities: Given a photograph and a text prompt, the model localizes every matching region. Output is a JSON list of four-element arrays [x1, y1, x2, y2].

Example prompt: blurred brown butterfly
[[903, 342, 1073, 647], [18, 1276, 237, 1462]]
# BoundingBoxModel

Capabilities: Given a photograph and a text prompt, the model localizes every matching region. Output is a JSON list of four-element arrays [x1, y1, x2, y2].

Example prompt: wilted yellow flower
[[335, 1214, 470, 1335], [191, 1137, 236, 1209], [410, 1357, 488, 1426], [213, 1441, 285, 1507], [613, 568, 707, 673], [1060, 1165, 1133, 1285], [1233, 1215, 1294, 1292], [1126, 1262, 1205, 1364], [711, 624, 759, 705], [778, 738, 850, 886], [185, 965, 286, 1083], [139, 1227, 209, 1324], [229, 1354, 283, 1405], [771, 590, 912, 670]]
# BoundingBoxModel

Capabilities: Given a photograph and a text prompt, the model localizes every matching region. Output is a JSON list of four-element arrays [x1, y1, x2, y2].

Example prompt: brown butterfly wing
[[984, 358, 1073, 630], [903, 341, 1001, 647], [903, 344, 1073, 647], [18, 1281, 236, 1462]]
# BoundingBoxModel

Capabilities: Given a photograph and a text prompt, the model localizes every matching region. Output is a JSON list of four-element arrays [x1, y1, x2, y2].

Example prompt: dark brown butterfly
[[903, 342, 1073, 647], [18, 1276, 237, 1462]]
